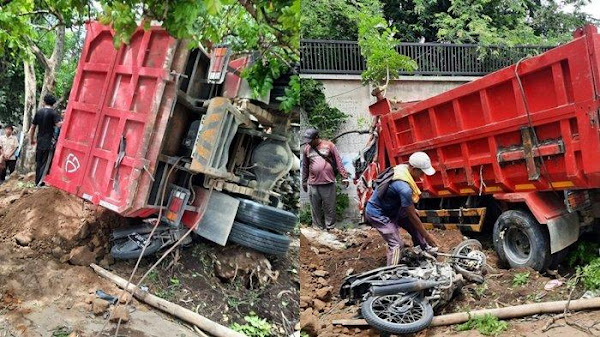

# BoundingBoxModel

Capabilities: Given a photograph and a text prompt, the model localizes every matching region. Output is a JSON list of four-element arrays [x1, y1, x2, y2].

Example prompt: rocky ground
[[0, 175, 299, 336], [299, 225, 600, 337]]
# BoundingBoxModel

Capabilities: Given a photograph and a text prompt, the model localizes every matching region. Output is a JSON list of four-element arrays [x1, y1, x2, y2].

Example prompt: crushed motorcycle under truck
[[45, 21, 300, 259], [354, 24, 600, 272]]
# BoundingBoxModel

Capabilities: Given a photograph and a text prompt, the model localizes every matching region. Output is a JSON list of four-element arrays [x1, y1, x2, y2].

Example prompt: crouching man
[[365, 152, 439, 265]]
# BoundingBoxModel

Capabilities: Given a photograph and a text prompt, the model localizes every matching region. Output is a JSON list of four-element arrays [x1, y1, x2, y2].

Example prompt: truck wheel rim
[[504, 227, 531, 265]]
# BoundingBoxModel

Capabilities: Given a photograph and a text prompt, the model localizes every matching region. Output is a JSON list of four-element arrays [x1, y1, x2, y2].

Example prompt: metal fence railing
[[300, 39, 554, 76]]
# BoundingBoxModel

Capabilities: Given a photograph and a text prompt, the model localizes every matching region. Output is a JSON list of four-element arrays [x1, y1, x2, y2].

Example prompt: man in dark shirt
[[29, 94, 61, 185], [365, 152, 439, 265]]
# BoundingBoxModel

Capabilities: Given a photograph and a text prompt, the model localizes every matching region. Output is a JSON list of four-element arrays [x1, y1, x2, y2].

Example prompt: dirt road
[[299, 225, 599, 337]]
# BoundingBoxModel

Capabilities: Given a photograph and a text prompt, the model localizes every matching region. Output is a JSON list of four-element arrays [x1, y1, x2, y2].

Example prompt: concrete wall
[[300, 74, 480, 225]]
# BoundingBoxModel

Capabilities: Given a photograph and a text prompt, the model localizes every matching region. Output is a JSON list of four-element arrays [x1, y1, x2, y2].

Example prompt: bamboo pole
[[90, 263, 246, 337], [333, 297, 600, 327]]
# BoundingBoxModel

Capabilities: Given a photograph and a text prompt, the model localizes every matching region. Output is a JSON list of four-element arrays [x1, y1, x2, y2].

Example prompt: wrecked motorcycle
[[340, 240, 486, 334]]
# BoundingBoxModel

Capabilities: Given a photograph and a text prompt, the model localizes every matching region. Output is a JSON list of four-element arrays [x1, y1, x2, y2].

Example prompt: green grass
[[512, 272, 530, 287], [155, 288, 176, 301], [580, 257, 600, 290], [474, 283, 488, 297], [170, 276, 180, 286], [51, 326, 72, 337], [568, 241, 600, 267], [230, 313, 272, 337], [298, 204, 312, 225], [147, 270, 159, 283], [457, 314, 509, 336], [17, 181, 35, 189]]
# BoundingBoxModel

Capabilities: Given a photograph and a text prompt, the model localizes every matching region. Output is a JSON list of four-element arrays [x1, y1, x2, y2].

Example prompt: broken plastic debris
[[96, 290, 118, 305], [581, 290, 600, 299], [544, 279, 563, 291]]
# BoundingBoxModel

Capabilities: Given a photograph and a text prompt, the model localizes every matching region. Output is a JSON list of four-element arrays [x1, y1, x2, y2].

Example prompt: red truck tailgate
[[374, 25, 600, 196], [46, 22, 181, 214]]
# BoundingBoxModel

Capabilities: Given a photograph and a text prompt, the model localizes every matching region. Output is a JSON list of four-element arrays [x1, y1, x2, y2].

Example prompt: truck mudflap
[[494, 192, 579, 253], [180, 188, 239, 246]]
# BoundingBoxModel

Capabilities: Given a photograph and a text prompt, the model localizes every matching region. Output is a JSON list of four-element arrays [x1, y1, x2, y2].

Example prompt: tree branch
[[238, 0, 258, 21], [17, 10, 51, 16], [26, 38, 50, 71]]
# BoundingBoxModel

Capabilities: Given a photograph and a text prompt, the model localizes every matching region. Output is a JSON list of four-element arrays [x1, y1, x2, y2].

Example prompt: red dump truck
[[45, 21, 300, 258], [355, 24, 600, 271]]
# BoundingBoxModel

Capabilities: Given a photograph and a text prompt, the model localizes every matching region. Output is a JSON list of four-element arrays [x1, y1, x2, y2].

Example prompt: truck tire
[[235, 198, 298, 234], [493, 210, 550, 271], [228, 221, 291, 256]]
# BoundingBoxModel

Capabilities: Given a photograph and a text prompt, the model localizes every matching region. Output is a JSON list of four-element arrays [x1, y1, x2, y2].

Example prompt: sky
[[564, 0, 600, 20]]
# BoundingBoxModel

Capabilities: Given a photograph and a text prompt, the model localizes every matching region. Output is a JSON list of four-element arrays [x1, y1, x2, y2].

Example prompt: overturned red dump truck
[[355, 24, 600, 271], [45, 21, 300, 258]]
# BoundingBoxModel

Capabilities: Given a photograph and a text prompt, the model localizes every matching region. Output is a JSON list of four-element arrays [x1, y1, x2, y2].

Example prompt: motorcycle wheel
[[361, 295, 434, 334], [452, 239, 486, 279]]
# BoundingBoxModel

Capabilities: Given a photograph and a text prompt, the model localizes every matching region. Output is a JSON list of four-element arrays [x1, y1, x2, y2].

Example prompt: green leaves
[[230, 313, 272, 337], [511, 272, 530, 287], [581, 258, 600, 291], [457, 313, 509, 336], [300, 78, 348, 140], [355, 0, 418, 85], [277, 75, 300, 113], [204, 0, 222, 16]]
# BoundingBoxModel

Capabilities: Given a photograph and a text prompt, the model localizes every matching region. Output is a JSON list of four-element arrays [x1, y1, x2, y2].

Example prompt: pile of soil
[[299, 226, 586, 337], [0, 178, 130, 261]]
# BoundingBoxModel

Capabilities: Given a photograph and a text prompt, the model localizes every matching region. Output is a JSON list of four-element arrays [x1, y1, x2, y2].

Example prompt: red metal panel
[[369, 25, 600, 197], [47, 22, 178, 215], [223, 56, 249, 98], [46, 22, 119, 195]]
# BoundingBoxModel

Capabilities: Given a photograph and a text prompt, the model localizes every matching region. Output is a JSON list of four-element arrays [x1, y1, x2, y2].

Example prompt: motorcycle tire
[[361, 295, 434, 334], [111, 236, 163, 260], [451, 239, 483, 255]]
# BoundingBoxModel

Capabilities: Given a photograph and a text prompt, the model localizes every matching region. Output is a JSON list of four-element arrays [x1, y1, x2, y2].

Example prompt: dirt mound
[[0, 184, 130, 260]]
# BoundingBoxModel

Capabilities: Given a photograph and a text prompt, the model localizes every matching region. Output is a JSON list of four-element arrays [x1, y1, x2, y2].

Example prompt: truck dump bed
[[45, 22, 185, 215], [372, 25, 600, 197]]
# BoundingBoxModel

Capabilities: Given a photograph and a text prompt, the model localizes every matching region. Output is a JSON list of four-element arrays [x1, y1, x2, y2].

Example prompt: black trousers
[[35, 149, 51, 185], [0, 159, 16, 182]]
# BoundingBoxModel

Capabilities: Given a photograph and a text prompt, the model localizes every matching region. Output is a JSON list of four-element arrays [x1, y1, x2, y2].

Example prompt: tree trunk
[[37, 24, 66, 110], [18, 60, 37, 173], [19, 24, 66, 174]]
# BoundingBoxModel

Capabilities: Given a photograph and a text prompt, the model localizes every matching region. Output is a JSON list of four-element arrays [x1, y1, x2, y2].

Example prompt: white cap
[[409, 152, 436, 176]]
